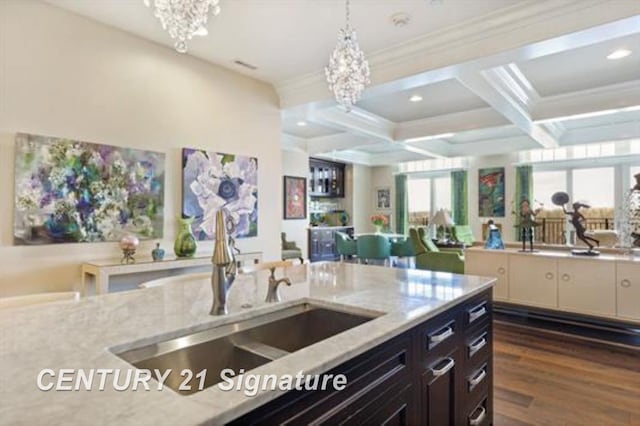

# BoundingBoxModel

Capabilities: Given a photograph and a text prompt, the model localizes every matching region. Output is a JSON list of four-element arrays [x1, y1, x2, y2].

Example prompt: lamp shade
[[431, 209, 454, 227]]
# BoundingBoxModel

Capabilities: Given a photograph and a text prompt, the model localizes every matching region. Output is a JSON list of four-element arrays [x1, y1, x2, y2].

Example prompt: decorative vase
[[374, 224, 383, 234], [151, 242, 165, 261], [174, 217, 197, 257]]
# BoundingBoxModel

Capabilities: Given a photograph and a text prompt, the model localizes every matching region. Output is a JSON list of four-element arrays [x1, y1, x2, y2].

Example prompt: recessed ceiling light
[[607, 49, 631, 60], [409, 94, 423, 103], [296, 121, 307, 127]]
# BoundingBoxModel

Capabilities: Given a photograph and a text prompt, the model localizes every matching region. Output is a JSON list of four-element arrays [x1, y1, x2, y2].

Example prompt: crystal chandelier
[[143, 0, 221, 53], [325, 0, 371, 112]]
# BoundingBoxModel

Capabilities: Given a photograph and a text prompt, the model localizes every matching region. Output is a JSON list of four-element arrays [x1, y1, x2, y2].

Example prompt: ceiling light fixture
[[607, 49, 632, 60], [296, 121, 307, 127], [143, 0, 221, 53], [409, 94, 423, 102], [325, 0, 371, 113]]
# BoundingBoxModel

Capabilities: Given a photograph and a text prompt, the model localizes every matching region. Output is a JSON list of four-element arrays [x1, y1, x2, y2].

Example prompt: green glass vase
[[174, 217, 197, 257]]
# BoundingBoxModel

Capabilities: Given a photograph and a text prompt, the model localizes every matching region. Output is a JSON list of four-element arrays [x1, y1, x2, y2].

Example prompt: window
[[533, 166, 616, 245], [407, 175, 452, 227], [573, 167, 614, 208], [533, 170, 567, 208]]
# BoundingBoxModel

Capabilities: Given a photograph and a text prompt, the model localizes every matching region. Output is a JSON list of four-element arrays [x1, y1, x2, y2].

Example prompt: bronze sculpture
[[552, 192, 600, 255], [514, 199, 541, 252]]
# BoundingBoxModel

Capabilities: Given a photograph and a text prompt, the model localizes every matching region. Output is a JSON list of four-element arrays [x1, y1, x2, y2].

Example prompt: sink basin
[[114, 303, 378, 395]]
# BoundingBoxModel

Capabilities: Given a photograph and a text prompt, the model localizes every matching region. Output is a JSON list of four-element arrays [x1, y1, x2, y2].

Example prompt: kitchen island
[[0, 262, 495, 425]]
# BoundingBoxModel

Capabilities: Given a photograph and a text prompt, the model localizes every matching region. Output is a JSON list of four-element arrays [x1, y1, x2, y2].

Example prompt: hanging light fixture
[[143, 0, 221, 53], [325, 0, 371, 112]]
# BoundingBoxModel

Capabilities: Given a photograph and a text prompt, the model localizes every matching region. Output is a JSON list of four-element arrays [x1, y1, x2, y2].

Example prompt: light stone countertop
[[466, 246, 640, 263], [0, 262, 495, 426]]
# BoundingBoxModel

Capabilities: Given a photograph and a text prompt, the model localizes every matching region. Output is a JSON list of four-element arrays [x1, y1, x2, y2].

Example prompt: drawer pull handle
[[468, 304, 487, 323], [430, 326, 454, 344], [621, 279, 631, 288], [545, 272, 554, 280], [497, 267, 505, 274], [469, 406, 486, 426], [469, 367, 487, 389], [431, 357, 455, 377], [562, 273, 570, 282], [468, 335, 487, 357]]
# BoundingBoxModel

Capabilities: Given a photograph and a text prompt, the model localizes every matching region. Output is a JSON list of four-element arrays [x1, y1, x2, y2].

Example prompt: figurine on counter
[[552, 191, 600, 256], [484, 220, 504, 250], [514, 198, 541, 252]]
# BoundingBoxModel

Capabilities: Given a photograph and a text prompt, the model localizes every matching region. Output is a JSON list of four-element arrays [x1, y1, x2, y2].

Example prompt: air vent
[[233, 60, 258, 71]]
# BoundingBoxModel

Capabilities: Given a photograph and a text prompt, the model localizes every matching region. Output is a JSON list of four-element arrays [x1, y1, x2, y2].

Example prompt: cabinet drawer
[[465, 300, 489, 327], [466, 396, 490, 426], [465, 362, 490, 407], [424, 319, 457, 351], [464, 330, 490, 363]]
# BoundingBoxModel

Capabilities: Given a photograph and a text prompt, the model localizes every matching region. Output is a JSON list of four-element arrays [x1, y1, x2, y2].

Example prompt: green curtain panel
[[395, 174, 408, 234], [514, 165, 534, 240], [451, 170, 468, 226]]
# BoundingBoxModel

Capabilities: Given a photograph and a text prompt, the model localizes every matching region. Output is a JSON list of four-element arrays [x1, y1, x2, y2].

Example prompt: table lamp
[[431, 209, 454, 243]]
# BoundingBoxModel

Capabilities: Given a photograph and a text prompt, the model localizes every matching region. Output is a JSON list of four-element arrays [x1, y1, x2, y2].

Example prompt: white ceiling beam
[[531, 80, 640, 122], [314, 150, 373, 167], [307, 106, 396, 143], [457, 70, 559, 148], [560, 121, 640, 146], [394, 107, 509, 142], [446, 135, 538, 157], [281, 134, 308, 153], [305, 132, 375, 156]]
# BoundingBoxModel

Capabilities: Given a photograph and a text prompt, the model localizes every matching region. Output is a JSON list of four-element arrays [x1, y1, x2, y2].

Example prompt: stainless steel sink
[[114, 303, 378, 395]]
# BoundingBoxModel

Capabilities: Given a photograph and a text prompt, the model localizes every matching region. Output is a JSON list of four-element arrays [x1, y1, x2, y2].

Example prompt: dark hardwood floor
[[493, 321, 640, 426]]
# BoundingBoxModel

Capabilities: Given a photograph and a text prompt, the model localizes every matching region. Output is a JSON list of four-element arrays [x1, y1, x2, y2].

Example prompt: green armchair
[[356, 235, 391, 266], [452, 225, 476, 246], [335, 231, 357, 261], [281, 232, 303, 264], [409, 228, 464, 274], [390, 237, 415, 267]]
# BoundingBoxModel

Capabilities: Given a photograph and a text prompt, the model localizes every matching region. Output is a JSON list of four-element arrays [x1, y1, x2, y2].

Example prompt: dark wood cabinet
[[309, 158, 345, 198], [230, 289, 493, 426], [308, 227, 353, 262]]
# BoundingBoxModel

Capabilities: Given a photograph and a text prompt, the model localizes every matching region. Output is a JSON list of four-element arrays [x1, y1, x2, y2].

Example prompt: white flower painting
[[182, 148, 258, 239]]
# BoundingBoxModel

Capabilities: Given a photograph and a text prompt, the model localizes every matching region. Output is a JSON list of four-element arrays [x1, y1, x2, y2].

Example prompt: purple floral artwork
[[13, 133, 165, 245], [182, 148, 258, 240]]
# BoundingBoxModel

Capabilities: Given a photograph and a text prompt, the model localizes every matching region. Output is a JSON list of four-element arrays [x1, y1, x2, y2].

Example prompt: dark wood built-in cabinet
[[309, 158, 345, 198], [231, 289, 493, 425], [308, 227, 354, 263]]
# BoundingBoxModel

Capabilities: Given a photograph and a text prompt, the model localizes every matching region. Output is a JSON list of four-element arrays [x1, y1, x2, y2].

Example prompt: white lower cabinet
[[557, 258, 616, 317], [508, 254, 558, 309], [465, 249, 640, 324], [616, 262, 640, 321], [465, 252, 508, 301]]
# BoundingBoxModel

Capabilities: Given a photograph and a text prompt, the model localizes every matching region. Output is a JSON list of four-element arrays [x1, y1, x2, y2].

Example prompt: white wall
[[351, 165, 374, 232], [0, 1, 282, 296], [281, 149, 309, 258]]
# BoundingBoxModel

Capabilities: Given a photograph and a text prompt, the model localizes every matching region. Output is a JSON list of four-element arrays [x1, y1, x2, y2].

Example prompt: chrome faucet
[[210, 209, 237, 315], [265, 267, 291, 303]]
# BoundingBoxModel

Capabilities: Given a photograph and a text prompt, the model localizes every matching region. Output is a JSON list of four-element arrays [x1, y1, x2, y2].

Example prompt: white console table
[[81, 251, 262, 295]]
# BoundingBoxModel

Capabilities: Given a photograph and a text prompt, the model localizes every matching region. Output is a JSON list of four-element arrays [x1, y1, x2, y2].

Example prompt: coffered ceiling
[[46, 0, 640, 166]]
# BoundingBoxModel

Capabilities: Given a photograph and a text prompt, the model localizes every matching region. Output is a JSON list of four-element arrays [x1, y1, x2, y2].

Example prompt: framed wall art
[[375, 187, 391, 210], [13, 133, 165, 245], [478, 167, 505, 217], [283, 176, 307, 220], [182, 148, 258, 240]]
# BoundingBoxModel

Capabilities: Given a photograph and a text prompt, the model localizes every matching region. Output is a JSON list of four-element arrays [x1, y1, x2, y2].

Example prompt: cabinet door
[[616, 262, 640, 321], [508, 255, 558, 308], [422, 349, 459, 426], [465, 252, 508, 301], [558, 258, 616, 317]]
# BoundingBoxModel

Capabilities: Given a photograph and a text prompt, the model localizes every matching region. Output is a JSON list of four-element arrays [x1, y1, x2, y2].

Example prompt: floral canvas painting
[[478, 167, 505, 217], [182, 148, 258, 240], [14, 133, 165, 245]]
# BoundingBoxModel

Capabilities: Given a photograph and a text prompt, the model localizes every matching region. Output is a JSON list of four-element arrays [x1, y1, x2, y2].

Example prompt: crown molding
[[275, 0, 640, 109]]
